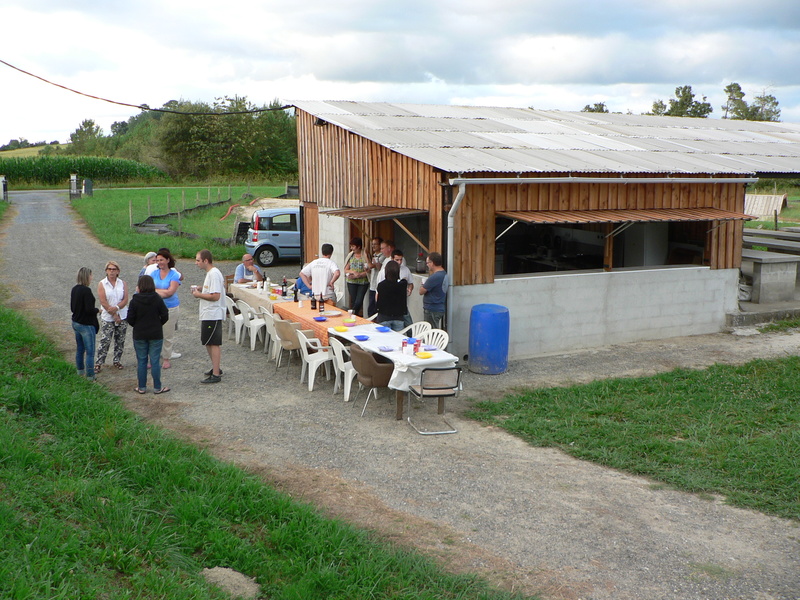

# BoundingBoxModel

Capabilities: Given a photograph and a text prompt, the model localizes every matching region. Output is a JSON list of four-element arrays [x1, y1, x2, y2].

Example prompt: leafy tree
[[647, 85, 712, 118], [67, 119, 105, 155], [722, 82, 748, 119], [581, 102, 609, 113], [749, 92, 781, 121], [110, 121, 129, 136], [721, 83, 781, 121], [0, 138, 30, 151]]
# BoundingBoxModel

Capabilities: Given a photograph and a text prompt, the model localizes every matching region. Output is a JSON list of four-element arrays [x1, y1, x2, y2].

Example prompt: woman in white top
[[95, 260, 129, 371]]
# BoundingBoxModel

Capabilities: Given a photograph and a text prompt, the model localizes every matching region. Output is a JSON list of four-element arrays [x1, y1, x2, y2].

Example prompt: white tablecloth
[[329, 324, 458, 391], [230, 283, 291, 312]]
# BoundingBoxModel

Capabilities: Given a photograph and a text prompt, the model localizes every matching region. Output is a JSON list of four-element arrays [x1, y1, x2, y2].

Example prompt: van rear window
[[270, 213, 296, 231]]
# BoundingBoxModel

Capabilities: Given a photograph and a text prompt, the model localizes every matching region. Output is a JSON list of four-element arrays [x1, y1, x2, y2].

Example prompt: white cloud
[[1, 0, 799, 146]]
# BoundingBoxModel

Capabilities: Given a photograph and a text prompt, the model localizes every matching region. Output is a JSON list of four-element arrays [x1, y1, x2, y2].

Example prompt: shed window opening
[[494, 218, 708, 276]]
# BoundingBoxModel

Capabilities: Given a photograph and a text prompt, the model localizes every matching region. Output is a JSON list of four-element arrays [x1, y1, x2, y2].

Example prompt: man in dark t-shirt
[[419, 251, 448, 329]]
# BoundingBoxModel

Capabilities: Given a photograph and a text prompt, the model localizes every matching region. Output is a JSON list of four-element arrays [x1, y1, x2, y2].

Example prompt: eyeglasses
[[106, 267, 119, 271]]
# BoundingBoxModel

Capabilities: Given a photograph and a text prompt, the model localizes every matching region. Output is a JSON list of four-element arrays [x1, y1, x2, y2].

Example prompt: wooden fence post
[[147, 196, 151, 218], [129, 199, 133, 227], [167, 192, 171, 215]]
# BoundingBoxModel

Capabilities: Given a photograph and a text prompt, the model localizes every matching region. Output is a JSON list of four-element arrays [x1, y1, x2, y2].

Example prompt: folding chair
[[407, 367, 462, 435]]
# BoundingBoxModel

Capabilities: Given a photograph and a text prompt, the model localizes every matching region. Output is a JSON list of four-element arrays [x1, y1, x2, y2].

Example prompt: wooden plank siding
[[297, 111, 748, 287], [302, 201, 319, 262], [452, 176, 747, 285], [296, 109, 444, 253]]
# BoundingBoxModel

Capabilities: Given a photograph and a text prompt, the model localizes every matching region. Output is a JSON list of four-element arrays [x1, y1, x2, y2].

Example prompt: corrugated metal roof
[[320, 206, 427, 220], [292, 100, 800, 175], [498, 207, 753, 225]]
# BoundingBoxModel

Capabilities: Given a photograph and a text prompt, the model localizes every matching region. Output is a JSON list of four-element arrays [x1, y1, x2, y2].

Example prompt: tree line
[[19, 96, 298, 181], [582, 82, 781, 121]]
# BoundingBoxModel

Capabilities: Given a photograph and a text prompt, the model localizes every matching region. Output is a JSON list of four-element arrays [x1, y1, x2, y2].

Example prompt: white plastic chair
[[330, 337, 358, 402], [399, 321, 431, 339], [258, 306, 276, 356], [224, 295, 244, 343], [421, 328, 449, 351], [296, 330, 332, 391], [236, 300, 266, 351]]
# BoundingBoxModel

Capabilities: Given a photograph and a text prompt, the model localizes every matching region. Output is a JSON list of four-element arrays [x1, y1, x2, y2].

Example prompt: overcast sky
[[1, 0, 798, 145]]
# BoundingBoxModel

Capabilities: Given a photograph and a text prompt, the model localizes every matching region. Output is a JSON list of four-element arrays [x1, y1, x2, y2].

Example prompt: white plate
[[321, 310, 341, 317]]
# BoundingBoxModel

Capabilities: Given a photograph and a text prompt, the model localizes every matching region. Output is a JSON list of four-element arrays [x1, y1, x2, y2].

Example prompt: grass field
[[72, 185, 286, 260], [467, 359, 800, 521], [0, 302, 528, 600], [0, 144, 66, 157]]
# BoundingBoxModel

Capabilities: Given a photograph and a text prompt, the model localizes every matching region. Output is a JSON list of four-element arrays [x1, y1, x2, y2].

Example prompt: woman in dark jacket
[[71, 266, 100, 380], [126, 275, 170, 394], [375, 259, 409, 332]]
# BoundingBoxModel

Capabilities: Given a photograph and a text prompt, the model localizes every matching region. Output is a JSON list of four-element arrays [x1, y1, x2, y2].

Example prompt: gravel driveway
[[2, 191, 798, 600]]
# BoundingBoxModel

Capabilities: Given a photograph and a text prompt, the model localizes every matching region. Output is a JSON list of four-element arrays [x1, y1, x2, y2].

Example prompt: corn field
[[0, 156, 167, 184]]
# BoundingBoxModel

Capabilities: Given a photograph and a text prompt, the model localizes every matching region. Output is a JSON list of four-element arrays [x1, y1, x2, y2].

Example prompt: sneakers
[[170, 352, 182, 359], [201, 374, 222, 384], [204, 369, 224, 377]]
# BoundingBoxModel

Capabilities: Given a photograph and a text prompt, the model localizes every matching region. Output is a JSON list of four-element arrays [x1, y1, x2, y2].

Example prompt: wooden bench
[[742, 236, 800, 255], [743, 228, 800, 243], [741, 249, 800, 303]]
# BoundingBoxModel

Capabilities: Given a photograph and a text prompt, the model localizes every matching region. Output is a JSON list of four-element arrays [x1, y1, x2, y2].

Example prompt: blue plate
[[313, 316, 327, 322], [375, 326, 391, 333], [354, 334, 369, 341]]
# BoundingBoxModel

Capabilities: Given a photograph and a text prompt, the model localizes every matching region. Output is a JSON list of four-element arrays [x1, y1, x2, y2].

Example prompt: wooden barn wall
[[454, 175, 747, 286], [302, 201, 319, 262], [296, 109, 445, 252]]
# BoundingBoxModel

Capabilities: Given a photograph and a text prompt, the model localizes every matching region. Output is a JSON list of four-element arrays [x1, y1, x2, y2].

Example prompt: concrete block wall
[[449, 266, 739, 361]]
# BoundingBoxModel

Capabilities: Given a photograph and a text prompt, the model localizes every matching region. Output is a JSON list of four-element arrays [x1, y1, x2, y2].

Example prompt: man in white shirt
[[300, 243, 340, 300], [192, 249, 226, 383], [367, 236, 385, 317]]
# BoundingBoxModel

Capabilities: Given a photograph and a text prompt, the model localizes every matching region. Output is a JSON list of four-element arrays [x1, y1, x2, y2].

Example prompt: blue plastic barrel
[[468, 304, 509, 374]]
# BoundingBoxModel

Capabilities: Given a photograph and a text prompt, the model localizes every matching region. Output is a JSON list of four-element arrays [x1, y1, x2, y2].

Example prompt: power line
[[0, 58, 290, 115]]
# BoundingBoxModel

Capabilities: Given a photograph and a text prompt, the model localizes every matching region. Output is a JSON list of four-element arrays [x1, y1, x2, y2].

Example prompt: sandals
[[95, 363, 102, 372], [162, 360, 171, 369], [113, 362, 123, 370], [154, 387, 170, 394], [134, 387, 146, 394]]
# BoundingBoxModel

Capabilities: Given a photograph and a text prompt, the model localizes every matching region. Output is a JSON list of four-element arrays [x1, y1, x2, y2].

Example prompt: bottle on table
[[293, 287, 298, 302], [319, 293, 325, 314], [281, 276, 287, 296], [310, 294, 317, 310]]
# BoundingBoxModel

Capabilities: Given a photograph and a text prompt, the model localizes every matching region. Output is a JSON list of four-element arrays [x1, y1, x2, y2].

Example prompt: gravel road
[[1, 190, 798, 600]]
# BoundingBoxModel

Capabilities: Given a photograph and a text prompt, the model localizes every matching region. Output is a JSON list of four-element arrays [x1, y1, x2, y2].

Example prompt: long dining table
[[273, 302, 372, 345], [231, 283, 372, 345], [329, 323, 459, 419], [229, 283, 292, 313]]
